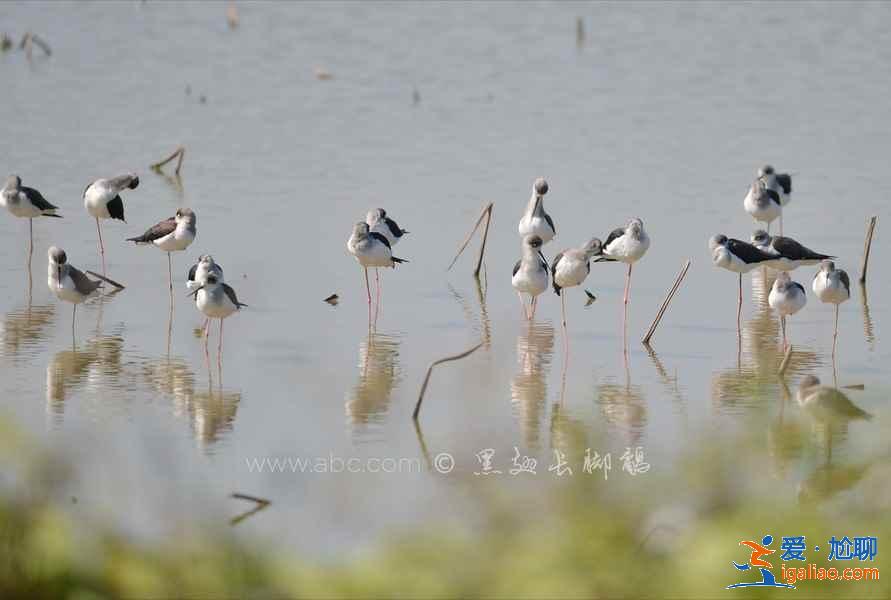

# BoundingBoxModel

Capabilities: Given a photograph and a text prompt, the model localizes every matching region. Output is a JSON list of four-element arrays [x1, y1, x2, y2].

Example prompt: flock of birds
[[1, 174, 246, 355], [710, 164, 851, 353]]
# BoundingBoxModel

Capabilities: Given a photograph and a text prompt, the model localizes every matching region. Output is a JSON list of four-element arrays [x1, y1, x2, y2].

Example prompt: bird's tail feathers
[[391, 256, 409, 266]]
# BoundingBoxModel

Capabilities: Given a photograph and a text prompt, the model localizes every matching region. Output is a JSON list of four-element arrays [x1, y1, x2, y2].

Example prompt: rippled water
[[2, 1, 889, 553]]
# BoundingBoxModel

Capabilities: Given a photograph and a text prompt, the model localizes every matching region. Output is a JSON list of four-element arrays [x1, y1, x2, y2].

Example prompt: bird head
[[353, 221, 370, 237], [708, 234, 728, 252], [584, 237, 603, 258], [366, 208, 386, 225], [533, 177, 548, 196], [525, 235, 544, 249], [4, 174, 21, 191], [628, 218, 644, 235], [175, 208, 197, 226], [751, 230, 770, 245], [757, 164, 775, 177], [819, 259, 836, 273]]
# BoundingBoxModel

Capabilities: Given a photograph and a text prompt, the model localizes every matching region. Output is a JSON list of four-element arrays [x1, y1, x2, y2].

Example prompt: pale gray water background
[[1, 1, 890, 556]]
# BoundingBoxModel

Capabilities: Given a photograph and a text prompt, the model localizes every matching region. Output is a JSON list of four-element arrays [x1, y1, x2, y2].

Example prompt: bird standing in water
[[83, 173, 139, 278], [191, 273, 247, 365], [127, 208, 197, 301], [768, 271, 807, 351], [598, 218, 650, 329], [1, 175, 62, 255], [365, 208, 409, 306], [743, 177, 782, 234], [812, 260, 850, 354], [551, 237, 603, 353], [518, 177, 555, 244], [709, 234, 776, 326], [511, 235, 549, 320], [347, 222, 408, 322], [47, 246, 102, 344]]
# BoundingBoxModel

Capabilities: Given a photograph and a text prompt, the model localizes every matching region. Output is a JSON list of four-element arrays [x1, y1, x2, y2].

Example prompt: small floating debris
[[576, 17, 586, 48], [412, 86, 421, 105], [584, 289, 597, 307], [324, 293, 339, 306], [314, 67, 333, 81]]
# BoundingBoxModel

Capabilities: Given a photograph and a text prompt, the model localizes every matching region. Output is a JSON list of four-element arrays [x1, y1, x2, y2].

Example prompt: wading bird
[[83, 173, 139, 277], [187, 254, 225, 330], [191, 273, 246, 361], [797, 375, 871, 422], [511, 235, 549, 319], [127, 208, 197, 297], [518, 177, 555, 244], [46, 246, 102, 342], [743, 177, 781, 233], [768, 272, 807, 350], [709, 234, 777, 324], [347, 222, 407, 320], [758, 165, 792, 234], [598, 218, 650, 326], [551, 237, 603, 350], [812, 260, 850, 352], [750, 230, 833, 271], [1, 175, 61, 252]]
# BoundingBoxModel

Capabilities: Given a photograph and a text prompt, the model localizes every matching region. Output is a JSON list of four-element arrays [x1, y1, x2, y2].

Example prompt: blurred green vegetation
[[1, 417, 888, 599]]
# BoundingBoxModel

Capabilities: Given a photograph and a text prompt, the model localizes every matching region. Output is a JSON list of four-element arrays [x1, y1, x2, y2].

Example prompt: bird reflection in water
[[45, 333, 125, 426], [447, 276, 492, 349], [510, 319, 555, 449], [711, 268, 822, 410], [2, 303, 54, 359], [596, 351, 648, 444], [143, 357, 241, 450], [345, 330, 402, 435], [794, 375, 875, 504]]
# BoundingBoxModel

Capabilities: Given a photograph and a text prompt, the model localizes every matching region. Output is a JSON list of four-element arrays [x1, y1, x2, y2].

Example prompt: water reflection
[[447, 276, 492, 348], [859, 282, 875, 350], [2, 303, 55, 359], [596, 354, 648, 443], [711, 269, 823, 410], [143, 357, 240, 450], [510, 319, 555, 448], [45, 333, 125, 425], [345, 330, 402, 435], [766, 380, 805, 479]]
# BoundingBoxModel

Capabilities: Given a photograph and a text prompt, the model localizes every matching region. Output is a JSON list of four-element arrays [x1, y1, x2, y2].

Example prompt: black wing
[[369, 231, 391, 249], [223, 283, 247, 308], [21, 186, 57, 211], [549, 252, 564, 295], [127, 217, 176, 243], [383, 217, 405, 239], [69, 266, 102, 295], [543, 212, 556, 236], [603, 227, 625, 252], [727, 238, 775, 264], [839, 270, 851, 294], [792, 282, 806, 296], [512, 259, 521, 277], [537, 251, 548, 272], [187, 263, 198, 282], [107, 195, 125, 221], [776, 173, 792, 195], [765, 188, 781, 204], [772, 237, 832, 261]]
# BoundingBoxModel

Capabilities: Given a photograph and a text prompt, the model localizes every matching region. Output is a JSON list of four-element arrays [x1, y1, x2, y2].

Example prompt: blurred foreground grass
[[1, 416, 889, 599]]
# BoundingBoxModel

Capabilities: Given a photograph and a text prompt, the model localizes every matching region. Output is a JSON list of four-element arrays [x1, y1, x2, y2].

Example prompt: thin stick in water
[[446, 202, 493, 273], [229, 492, 271, 526], [474, 203, 493, 278], [859, 216, 877, 284], [413, 342, 484, 421], [150, 146, 186, 175], [641, 259, 691, 346]]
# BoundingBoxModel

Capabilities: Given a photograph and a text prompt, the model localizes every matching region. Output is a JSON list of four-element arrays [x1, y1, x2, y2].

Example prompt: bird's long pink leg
[[833, 305, 839, 356], [374, 268, 381, 326], [204, 318, 211, 364], [29, 218, 34, 259], [623, 263, 632, 329], [781, 316, 787, 350], [737, 273, 743, 326], [561, 292, 568, 357], [71, 303, 76, 348], [517, 292, 528, 320], [96, 217, 106, 278], [364, 267, 371, 323], [218, 318, 224, 371], [531, 296, 538, 320]]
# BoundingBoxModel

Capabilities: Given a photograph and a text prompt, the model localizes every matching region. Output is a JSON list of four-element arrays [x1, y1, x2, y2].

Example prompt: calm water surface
[[2, 1, 890, 555]]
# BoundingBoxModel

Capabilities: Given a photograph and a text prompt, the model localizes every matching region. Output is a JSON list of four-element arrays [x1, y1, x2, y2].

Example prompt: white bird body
[[347, 222, 406, 268], [744, 179, 781, 226], [518, 178, 555, 244], [552, 250, 590, 290], [196, 282, 241, 319], [2, 175, 60, 219], [46, 247, 101, 305], [769, 273, 807, 317], [812, 261, 850, 305], [187, 255, 225, 291], [712, 246, 754, 273], [153, 222, 196, 252], [797, 376, 871, 422], [602, 218, 649, 264], [128, 208, 197, 253], [83, 174, 138, 220], [512, 237, 549, 297], [366, 208, 407, 247]]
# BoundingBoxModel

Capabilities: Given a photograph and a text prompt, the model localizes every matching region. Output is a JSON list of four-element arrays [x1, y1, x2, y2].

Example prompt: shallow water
[[2, 1, 890, 555]]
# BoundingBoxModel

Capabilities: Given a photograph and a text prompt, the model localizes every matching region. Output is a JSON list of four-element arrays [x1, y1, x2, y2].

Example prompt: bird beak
[[57, 266, 61, 281]]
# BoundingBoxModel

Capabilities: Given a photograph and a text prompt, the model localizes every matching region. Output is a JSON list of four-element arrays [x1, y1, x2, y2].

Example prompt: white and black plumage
[[758, 165, 792, 206], [127, 208, 197, 296], [347, 221, 408, 318], [768, 271, 807, 350], [598, 218, 649, 325], [1, 175, 62, 252], [743, 177, 782, 233], [812, 260, 851, 351], [550, 237, 603, 350], [47, 246, 102, 342], [710, 233, 778, 325], [797, 375, 871, 422], [751, 230, 833, 271], [518, 177, 555, 244], [187, 255, 224, 291], [366, 208, 408, 247], [191, 273, 246, 362], [83, 173, 139, 277], [511, 235, 549, 320]]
